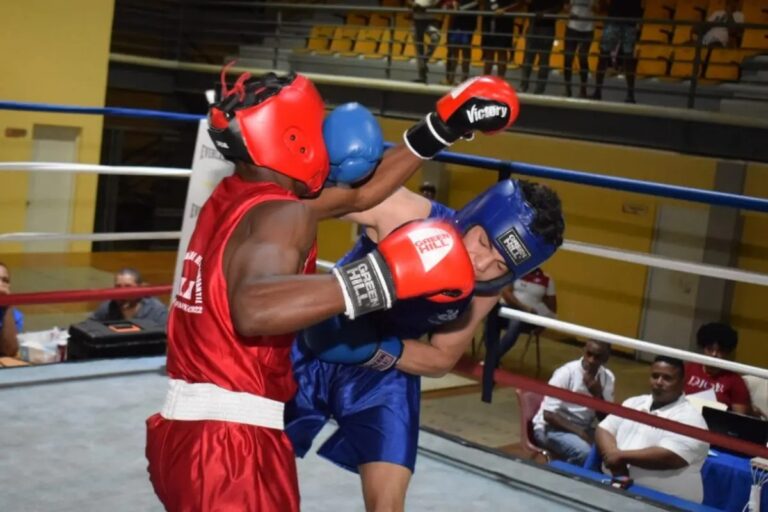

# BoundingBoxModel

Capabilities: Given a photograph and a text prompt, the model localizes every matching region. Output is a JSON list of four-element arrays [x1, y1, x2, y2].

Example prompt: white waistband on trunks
[[160, 379, 285, 430]]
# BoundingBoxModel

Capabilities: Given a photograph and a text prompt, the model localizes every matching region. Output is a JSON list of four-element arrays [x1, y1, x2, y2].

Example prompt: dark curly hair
[[696, 322, 738, 352], [519, 180, 565, 247]]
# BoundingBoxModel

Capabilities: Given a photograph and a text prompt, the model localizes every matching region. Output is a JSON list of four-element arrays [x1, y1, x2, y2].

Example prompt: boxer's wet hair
[[519, 180, 564, 248]]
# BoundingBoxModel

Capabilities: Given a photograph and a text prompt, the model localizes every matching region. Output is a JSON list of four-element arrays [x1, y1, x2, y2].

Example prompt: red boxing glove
[[403, 76, 520, 159], [333, 220, 475, 319]]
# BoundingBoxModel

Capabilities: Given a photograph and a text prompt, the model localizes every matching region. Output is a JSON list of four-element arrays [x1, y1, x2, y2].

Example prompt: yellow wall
[[319, 117, 724, 347], [733, 162, 768, 367], [0, 0, 115, 252]]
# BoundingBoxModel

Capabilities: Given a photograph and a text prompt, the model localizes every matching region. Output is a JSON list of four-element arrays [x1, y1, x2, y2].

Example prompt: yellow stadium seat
[[706, 0, 727, 17], [370, 13, 392, 27], [377, 29, 401, 58], [353, 28, 385, 58], [512, 19, 530, 66], [636, 44, 673, 77], [395, 13, 411, 28], [742, 1, 768, 25], [644, 0, 675, 19], [674, 0, 709, 21], [742, 29, 768, 50], [329, 27, 359, 54], [548, 20, 568, 71], [640, 23, 673, 43], [705, 48, 756, 81], [391, 29, 416, 60], [346, 12, 369, 28], [299, 25, 336, 54], [670, 46, 697, 78], [471, 32, 484, 66]]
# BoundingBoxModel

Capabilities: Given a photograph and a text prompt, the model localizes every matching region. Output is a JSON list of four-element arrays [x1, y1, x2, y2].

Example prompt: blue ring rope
[[3, 100, 766, 213]]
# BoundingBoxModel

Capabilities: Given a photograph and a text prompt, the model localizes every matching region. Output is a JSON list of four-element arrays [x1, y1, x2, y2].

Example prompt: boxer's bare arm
[[224, 200, 346, 337], [342, 186, 433, 243], [305, 145, 422, 219], [395, 294, 500, 378]]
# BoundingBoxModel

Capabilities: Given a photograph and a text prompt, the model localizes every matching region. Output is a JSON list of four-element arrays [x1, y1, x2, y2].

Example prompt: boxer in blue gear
[[288, 179, 564, 512]]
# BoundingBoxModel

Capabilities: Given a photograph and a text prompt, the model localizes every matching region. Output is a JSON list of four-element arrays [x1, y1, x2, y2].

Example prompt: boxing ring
[[1, 93, 768, 512]]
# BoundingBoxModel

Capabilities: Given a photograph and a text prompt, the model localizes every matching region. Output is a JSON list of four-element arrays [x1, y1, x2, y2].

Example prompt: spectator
[[485, 267, 557, 367], [532, 339, 614, 465], [412, 0, 443, 83], [596, 356, 709, 503], [481, 0, 523, 78], [445, 0, 479, 85], [684, 322, 752, 415], [591, 0, 643, 103], [563, 0, 596, 98], [90, 268, 168, 325], [697, 0, 744, 77], [520, 0, 565, 94], [0, 262, 23, 357], [419, 181, 438, 199], [701, 0, 744, 48]]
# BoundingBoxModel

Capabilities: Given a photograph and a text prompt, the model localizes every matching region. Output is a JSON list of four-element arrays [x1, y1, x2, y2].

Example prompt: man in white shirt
[[596, 356, 709, 503], [533, 339, 614, 465]]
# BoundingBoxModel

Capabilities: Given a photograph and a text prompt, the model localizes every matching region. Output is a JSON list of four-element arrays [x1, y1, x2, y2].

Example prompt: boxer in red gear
[[145, 72, 518, 512]]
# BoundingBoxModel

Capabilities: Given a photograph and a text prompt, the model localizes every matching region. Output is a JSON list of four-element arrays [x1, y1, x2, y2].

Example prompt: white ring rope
[[0, 231, 182, 242], [563, 240, 768, 287], [498, 307, 768, 380], [317, 258, 768, 380], [4, 229, 767, 288], [0, 162, 191, 178]]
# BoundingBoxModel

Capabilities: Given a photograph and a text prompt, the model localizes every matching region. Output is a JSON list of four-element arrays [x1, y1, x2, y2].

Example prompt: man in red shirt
[[145, 71, 520, 511], [684, 322, 752, 414]]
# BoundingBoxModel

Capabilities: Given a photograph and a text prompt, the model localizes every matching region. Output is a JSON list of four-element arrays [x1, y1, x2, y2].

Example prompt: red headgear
[[207, 70, 329, 194]]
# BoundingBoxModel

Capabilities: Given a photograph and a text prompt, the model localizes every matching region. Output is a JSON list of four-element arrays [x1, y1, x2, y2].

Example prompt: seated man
[[0, 262, 23, 357], [485, 266, 557, 368], [90, 268, 168, 325], [596, 356, 709, 503], [684, 322, 751, 415], [532, 339, 613, 466]]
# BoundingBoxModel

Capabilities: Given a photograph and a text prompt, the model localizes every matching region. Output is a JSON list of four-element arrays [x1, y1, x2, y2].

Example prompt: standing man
[[563, 0, 596, 98], [532, 339, 613, 466], [591, 0, 643, 103], [146, 72, 520, 511], [481, 0, 524, 79], [288, 178, 564, 512], [445, 0, 479, 85], [596, 356, 709, 503], [520, 0, 565, 94], [412, 0, 444, 83]]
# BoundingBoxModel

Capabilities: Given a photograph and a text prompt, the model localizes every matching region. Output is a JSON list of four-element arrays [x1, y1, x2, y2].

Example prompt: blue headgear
[[455, 179, 558, 293]]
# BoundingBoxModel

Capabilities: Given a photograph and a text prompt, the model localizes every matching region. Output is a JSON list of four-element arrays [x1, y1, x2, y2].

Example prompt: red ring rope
[[454, 356, 768, 459], [0, 285, 172, 306], [0, 287, 763, 458]]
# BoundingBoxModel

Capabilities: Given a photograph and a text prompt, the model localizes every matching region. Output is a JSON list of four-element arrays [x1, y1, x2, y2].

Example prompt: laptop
[[702, 406, 768, 456]]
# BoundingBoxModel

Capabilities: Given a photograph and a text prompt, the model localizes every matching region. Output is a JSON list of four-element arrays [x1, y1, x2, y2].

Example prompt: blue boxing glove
[[300, 315, 403, 371], [323, 102, 384, 185]]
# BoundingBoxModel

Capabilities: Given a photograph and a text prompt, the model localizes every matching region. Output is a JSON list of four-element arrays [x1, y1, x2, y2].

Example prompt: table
[[550, 460, 723, 512], [702, 449, 767, 512]]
